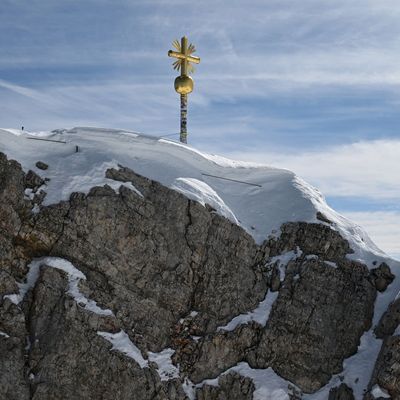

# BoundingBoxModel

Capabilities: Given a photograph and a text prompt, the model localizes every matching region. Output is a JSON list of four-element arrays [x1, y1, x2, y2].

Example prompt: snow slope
[[1, 126, 399, 399], [0, 126, 384, 255]]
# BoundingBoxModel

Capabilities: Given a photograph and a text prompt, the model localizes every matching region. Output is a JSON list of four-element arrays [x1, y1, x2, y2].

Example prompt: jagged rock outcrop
[[0, 298, 30, 400], [329, 383, 355, 400], [365, 295, 400, 399], [174, 223, 377, 392], [0, 152, 27, 273], [265, 221, 353, 261], [247, 256, 376, 392], [0, 151, 396, 399], [365, 335, 400, 399], [35, 161, 48, 171], [176, 323, 262, 382], [375, 298, 400, 339], [1, 154, 267, 399], [0, 153, 32, 399], [25, 170, 45, 192], [17, 166, 267, 352], [26, 267, 186, 400], [370, 262, 395, 293]]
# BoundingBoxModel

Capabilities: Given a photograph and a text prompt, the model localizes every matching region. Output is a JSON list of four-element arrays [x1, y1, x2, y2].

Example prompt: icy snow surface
[[371, 384, 391, 398], [171, 177, 238, 224], [97, 330, 148, 368], [267, 248, 303, 281], [3, 257, 113, 316], [1, 126, 400, 399], [0, 126, 380, 250], [148, 348, 180, 381]]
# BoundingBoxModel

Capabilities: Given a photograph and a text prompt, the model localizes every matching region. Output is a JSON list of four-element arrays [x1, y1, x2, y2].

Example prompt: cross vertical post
[[179, 36, 188, 143], [168, 36, 200, 144], [180, 36, 188, 76], [180, 93, 188, 143]]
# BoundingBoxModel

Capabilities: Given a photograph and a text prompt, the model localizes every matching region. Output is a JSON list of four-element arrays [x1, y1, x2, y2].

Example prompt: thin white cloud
[[196, 47, 400, 92], [225, 139, 400, 201], [0, 79, 47, 102], [0, 79, 179, 132]]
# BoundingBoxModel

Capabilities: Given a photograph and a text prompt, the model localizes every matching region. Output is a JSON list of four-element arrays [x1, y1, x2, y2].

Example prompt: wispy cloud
[[224, 139, 400, 201], [0, 79, 48, 102]]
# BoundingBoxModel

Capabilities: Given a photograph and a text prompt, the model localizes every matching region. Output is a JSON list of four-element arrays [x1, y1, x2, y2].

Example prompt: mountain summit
[[0, 127, 399, 399]]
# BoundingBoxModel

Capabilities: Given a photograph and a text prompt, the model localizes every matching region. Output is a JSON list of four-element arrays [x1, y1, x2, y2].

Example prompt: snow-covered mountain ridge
[[0, 126, 399, 400], [0, 126, 384, 260]]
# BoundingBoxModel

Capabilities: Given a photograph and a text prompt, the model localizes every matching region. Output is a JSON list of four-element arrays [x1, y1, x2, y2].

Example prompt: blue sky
[[0, 0, 399, 258]]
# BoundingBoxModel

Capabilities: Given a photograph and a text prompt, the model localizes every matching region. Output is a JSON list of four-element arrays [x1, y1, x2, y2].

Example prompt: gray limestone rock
[[178, 323, 262, 383], [265, 221, 353, 261], [370, 262, 395, 292], [316, 211, 333, 225], [247, 257, 376, 393], [328, 383, 354, 400], [0, 269, 19, 296], [0, 298, 30, 400], [25, 266, 183, 400], [0, 153, 26, 238], [366, 335, 400, 399], [375, 297, 400, 339], [16, 167, 267, 353], [196, 372, 255, 400], [25, 170, 44, 192], [0, 152, 383, 399], [35, 161, 48, 170], [32, 189, 47, 206], [267, 262, 282, 292], [0, 152, 31, 282]]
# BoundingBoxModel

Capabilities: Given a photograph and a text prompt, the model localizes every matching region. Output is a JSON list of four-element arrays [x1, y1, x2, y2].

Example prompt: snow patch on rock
[[267, 247, 303, 281], [3, 257, 112, 316], [97, 330, 148, 368], [217, 291, 279, 332], [371, 384, 391, 398], [148, 348, 180, 381], [171, 177, 238, 224], [191, 362, 296, 400], [59, 160, 143, 203]]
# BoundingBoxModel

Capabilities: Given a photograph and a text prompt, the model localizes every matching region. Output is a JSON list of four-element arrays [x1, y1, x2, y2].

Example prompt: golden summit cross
[[168, 36, 200, 144]]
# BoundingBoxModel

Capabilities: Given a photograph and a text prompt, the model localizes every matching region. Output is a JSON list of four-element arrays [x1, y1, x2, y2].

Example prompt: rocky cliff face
[[0, 151, 398, 399]]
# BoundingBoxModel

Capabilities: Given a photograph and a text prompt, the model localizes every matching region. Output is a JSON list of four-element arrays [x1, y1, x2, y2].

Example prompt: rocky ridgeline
[[0, 152, 397, 399]]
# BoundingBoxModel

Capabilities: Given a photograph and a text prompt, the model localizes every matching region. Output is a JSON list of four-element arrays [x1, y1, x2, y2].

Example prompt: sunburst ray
[[188, 43, 196, 55], [187, 64, 195, 74], [172, 39, 181, 51], [172, 59, 182, 71]]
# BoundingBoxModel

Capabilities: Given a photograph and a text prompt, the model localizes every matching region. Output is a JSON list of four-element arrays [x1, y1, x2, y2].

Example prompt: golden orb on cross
[[174, 75, 193, 95]]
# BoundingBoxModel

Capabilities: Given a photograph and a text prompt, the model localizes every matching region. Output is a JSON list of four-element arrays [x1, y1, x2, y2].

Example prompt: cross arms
[[167, 50, 201, 65]]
